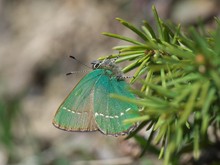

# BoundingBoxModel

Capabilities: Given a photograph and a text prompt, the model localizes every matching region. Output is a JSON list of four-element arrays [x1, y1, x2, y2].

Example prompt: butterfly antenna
[[115, 51, 121, 61], [69, 56, 91, 69], [66, 70, 90, 76], [66, 56, 91, 76], [110, 51, 121, 63], [102, 51, 121, 65]]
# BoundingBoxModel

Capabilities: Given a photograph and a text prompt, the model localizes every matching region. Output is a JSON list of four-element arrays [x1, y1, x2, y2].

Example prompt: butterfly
[[52, 57, 139, 136]]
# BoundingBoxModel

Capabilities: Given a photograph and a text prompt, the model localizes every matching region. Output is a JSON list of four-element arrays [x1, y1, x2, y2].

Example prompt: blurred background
[[0, 0, 219, 165]]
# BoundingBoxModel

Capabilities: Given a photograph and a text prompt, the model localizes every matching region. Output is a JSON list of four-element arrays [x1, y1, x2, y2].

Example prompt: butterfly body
[[53, 59, 139, 136]]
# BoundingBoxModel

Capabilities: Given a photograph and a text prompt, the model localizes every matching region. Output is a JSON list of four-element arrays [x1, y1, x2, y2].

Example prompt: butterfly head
[[91, 59, 124, 80], [91, 60, 102, 69]]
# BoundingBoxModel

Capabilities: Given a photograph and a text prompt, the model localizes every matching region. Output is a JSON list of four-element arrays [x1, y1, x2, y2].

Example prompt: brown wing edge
[[97, 123, 138, 137], [52, 119, 99, 132]]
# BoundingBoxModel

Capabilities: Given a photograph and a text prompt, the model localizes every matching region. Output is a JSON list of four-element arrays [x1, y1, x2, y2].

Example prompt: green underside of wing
[[53, 69, 140, 135], [94, 72, 139, 135], [53, 70, 102, 131]]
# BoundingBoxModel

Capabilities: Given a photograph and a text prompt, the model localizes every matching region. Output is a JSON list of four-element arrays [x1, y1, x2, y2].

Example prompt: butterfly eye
[[91, 60, 101, 69]]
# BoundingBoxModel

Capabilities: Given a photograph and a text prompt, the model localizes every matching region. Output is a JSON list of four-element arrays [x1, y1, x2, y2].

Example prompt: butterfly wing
[[52, 70, 103, 132], [94, 72, 139, 136]]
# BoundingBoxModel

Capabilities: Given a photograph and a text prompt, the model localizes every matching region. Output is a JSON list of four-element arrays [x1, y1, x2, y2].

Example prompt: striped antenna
[[69, 56, 91, 69], [67, 56, 92, 76], [66, 70, 90, 76], [106, 52, 120, 62]]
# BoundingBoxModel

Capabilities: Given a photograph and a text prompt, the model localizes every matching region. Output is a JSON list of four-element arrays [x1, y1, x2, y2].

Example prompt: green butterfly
[[52, 57, 139, 136]]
